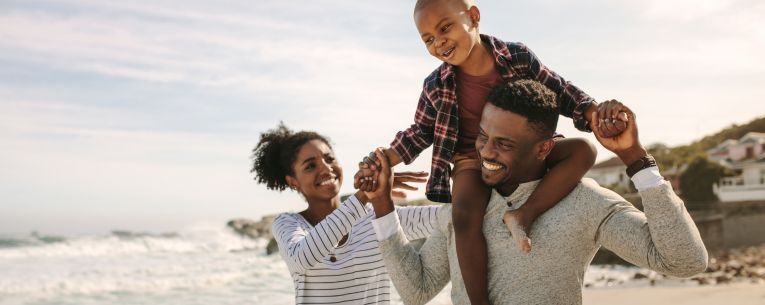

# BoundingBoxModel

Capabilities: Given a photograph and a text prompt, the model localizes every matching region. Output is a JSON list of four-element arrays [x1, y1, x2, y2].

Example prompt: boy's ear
[[537, 139, 555, 160], [468, 5, 480, 26]]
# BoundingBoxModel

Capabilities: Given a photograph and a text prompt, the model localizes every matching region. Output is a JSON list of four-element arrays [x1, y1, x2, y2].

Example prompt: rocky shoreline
[[587, 245, 765, 287]]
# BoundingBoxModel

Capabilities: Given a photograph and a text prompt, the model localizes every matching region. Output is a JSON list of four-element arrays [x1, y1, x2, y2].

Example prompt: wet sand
[[583, 282, 765, 305]]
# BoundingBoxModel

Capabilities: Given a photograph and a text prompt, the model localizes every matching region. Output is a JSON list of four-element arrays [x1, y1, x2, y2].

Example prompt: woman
[[251, 123, 440, 305]]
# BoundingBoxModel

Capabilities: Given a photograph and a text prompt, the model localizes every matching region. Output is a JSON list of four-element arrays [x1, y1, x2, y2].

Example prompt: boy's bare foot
[[503, 209, 532, 253]]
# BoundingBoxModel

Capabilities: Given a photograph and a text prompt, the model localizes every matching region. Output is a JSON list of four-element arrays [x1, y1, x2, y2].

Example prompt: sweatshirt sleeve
[[377, 214, 451, 305], [593, 180, 709, 278], [271, 195, 369, 274]]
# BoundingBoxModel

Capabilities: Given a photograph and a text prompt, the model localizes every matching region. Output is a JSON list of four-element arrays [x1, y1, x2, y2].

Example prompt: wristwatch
[[626, 155, 657, 178]]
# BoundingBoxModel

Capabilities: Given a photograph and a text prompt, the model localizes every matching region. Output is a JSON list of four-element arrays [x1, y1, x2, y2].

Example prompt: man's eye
[[498, 143, 513, 150], [305, 163, 315, 171]]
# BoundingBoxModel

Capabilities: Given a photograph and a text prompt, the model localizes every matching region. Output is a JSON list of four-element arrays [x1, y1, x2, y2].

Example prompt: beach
[[2, 228, 764, 305], [584, 283, 765, 305]]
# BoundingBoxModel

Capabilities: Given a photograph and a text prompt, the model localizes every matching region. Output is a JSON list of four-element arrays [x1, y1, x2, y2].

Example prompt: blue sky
[[1, 0, 763, 234]]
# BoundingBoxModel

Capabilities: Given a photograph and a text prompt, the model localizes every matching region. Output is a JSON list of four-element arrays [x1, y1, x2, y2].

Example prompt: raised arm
[[376, 211, 451, 305], [595, 177, 708, 277], [365, 149, 451, 304], [591, 107, 707, 277], [389, 80, 438, 165], [271, 193, 369, 274]]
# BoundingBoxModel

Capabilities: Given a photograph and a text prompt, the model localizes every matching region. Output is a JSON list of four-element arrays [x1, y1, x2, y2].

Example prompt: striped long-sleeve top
[[271, 194, 440, 305]]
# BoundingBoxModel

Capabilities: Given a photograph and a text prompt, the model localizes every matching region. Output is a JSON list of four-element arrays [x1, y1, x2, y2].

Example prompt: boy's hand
[[592, 105, 647, 166], [588, 100, 629, 138]]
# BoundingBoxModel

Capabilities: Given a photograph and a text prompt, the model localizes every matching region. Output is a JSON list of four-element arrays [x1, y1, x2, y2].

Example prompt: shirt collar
[[497, 179, 542, 209]]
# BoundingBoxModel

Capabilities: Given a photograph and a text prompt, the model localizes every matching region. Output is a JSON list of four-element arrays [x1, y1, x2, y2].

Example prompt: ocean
[[0, 224, 644, 305]]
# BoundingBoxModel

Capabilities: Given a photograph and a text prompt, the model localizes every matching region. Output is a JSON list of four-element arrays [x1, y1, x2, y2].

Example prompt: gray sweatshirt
[[375, 178, 708, 305]]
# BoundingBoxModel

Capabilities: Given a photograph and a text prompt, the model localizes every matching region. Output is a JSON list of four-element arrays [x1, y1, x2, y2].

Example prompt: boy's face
[[414, 1, 481, 66]]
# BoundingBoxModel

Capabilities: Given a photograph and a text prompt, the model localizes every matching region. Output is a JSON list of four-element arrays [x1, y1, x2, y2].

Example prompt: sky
[[1, 0, 763, 235]]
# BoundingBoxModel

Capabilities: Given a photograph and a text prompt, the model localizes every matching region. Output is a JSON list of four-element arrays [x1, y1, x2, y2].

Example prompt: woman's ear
[[285, 175, 299, 191]]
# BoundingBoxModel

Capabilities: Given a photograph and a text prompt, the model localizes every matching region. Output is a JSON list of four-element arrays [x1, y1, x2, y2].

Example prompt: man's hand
[[592, 105, 647, 166], [354, 148, 403, 189], [588, 100, 629, 138], [362, 149, 395, 217]]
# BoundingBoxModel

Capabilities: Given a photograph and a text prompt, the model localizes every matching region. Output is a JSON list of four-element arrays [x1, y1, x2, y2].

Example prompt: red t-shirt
[[455, 67, 503, 158]]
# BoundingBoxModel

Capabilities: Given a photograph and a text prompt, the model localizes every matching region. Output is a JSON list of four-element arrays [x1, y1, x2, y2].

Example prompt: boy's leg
[[452, 160, 492, 305]]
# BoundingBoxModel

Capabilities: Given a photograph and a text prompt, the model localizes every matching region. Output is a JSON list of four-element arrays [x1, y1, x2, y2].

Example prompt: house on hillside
[[711, 132, 765, 202], [586, 157, 630, 190], [587, 156, 684, 194], [707, 132, 765, 165]]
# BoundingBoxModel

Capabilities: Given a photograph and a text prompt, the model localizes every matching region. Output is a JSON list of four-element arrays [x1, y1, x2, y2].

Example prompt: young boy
[[358, 0, 628, 304]]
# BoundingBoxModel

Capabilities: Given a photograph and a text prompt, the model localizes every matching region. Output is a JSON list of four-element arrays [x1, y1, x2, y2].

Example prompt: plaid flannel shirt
[[390, 34, 595, 203]]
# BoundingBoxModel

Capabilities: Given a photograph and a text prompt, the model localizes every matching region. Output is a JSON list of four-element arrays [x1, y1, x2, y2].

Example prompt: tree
[[679, 156, 727, 203]]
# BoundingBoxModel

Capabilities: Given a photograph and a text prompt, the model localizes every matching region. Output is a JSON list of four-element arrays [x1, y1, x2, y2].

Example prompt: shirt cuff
[[371, 210, 400, 241], [631, 166, 664, 192]]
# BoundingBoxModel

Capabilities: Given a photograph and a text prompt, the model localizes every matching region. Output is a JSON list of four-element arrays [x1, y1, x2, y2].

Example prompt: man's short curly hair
[[250, 122, 332, 191], [486, 79, 559, 139]]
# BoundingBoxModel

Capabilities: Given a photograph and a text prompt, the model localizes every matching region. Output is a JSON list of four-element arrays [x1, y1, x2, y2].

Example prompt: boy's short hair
[[486, 80, 559, 139], [414, 0, 474, 13]]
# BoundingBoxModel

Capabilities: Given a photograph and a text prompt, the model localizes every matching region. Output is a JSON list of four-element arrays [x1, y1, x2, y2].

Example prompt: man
[[363, 79, 708, 305]]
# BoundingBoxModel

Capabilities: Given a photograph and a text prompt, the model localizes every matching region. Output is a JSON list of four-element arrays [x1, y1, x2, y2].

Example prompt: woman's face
[[289, 139, 342, 201]]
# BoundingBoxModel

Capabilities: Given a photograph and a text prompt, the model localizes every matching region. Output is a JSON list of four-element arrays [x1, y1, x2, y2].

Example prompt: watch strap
[[626, 154, 657, 178]]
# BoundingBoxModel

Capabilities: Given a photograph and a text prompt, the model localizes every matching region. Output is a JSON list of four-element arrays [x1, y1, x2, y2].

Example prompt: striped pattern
[[272, 195, 439, 305], [389, 34, 596, 203]]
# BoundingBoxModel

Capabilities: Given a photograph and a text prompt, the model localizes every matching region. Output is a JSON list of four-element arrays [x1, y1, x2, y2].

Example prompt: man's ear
[[537, 138, 556, 160], [468, 5, 480, 27], [285, 175, 298, 191]]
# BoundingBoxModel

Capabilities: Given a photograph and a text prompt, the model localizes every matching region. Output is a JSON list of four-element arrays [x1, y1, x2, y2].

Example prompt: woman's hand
[[390, 171, 428, 199]]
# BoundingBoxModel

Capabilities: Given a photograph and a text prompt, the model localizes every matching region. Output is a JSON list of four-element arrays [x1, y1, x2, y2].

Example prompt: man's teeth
[[482, 160, 503, 171]]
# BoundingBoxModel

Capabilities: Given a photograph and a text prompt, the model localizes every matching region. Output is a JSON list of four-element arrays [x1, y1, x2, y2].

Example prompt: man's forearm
[[371, 196, 395, 218]]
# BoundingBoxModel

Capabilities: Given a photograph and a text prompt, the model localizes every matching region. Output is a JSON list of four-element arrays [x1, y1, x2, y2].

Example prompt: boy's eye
[[425, 37, 434, 44], [441, 24, 450, 32]]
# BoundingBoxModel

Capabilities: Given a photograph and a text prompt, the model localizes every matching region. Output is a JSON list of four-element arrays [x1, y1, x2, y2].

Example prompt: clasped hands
[[353, 149, 428, 202]]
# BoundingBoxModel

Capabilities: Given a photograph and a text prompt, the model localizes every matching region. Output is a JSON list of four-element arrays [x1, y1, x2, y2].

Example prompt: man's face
[[414, 1, 480, 66], [476, 104, 547, 188]]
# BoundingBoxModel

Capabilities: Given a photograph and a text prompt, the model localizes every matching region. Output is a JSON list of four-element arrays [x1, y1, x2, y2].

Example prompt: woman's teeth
[[319, 178, 336, 186]]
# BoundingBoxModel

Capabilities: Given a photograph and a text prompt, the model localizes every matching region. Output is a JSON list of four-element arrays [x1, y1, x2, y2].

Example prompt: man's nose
[[479, 140, 496, 160]]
